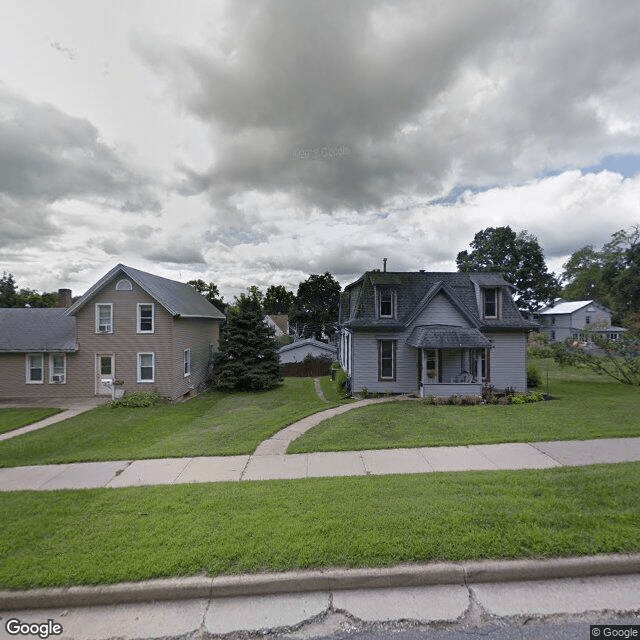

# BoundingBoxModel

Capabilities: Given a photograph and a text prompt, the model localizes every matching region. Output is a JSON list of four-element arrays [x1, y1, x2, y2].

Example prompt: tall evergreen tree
[[212, 297, 281, 391]]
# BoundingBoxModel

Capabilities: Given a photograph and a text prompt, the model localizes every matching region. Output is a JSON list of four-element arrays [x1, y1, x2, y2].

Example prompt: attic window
[[116, 279, 133, 291], [378, 289, 396, 318], [483, 288, 499, 318]]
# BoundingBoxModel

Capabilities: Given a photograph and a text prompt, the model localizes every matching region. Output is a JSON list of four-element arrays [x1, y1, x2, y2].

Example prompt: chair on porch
[[453, 371, 472, 383]]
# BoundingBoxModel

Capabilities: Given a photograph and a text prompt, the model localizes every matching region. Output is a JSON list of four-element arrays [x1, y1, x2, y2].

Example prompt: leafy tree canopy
[[290, 272, 341, 340], [263, 285, 295, 315], [187, 279, 227, 311], [0, 272, 58, 308], [456, 226, 561, 312], [561, 225, 640, 323]]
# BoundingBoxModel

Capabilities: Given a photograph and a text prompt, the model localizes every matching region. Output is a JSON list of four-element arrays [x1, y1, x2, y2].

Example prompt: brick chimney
[[58, 288, 73, 308]]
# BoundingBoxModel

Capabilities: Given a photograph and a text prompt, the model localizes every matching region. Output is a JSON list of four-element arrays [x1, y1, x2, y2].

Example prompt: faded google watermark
[[293, 144, 351, 160], [5, 618, 63, 639]]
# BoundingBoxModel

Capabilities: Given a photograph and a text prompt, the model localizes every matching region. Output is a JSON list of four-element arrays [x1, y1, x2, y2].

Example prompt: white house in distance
[[536, 299, 626, 342]]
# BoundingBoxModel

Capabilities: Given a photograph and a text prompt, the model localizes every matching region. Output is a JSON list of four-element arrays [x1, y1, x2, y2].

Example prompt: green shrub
[[423, 395, 436, 405], [110, 390, 163, 408], [527, 364, 541, 387]]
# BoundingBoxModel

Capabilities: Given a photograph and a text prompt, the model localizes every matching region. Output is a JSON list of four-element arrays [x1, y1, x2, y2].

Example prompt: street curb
[[2, 553, 639, 611]]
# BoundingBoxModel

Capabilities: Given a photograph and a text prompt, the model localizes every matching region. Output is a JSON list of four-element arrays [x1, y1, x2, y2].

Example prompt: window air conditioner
[[52, 374, 65, 383]]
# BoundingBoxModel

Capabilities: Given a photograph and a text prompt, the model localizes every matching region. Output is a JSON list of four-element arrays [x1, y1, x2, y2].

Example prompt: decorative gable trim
[[404, 281, 480, 329]]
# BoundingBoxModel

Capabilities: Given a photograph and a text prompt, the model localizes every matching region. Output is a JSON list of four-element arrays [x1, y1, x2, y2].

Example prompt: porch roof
[[406, 325, 492, 349]]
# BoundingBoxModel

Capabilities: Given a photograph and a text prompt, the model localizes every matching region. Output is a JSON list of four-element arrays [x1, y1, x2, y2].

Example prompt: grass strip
[[0, 378, 339, 467], [1, 462, 639, 589], [0, 408, 62, 435], [288, 360, 640, 453]]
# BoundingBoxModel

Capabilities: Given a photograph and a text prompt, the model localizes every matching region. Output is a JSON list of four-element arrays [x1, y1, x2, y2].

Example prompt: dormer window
[[483, 288, 499, 318], [378, 289, 396, 318]]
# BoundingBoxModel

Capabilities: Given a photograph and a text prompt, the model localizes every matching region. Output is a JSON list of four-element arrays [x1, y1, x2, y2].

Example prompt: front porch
[[408, 325, 491, 398]]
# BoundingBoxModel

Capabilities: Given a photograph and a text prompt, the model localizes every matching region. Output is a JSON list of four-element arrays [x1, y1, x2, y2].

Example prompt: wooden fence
[[282, 360, 333, 377]]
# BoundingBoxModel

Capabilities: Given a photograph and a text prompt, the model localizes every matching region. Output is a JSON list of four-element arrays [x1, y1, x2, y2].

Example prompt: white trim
[[137, 303, 155, 333], [26, 353, 44, 384], [95, 303, 113, 333], [116, 278, 133, 291], [184, 348, 191, 376], [49, 353, 66, 384], [137, 352, 155, 383]]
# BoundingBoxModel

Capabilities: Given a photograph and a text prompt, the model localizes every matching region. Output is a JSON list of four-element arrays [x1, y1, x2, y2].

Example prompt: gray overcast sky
[[1, 0, 640, 301]]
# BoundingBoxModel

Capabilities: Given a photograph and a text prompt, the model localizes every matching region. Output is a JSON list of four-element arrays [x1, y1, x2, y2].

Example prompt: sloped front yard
[[0, 408, 62, 435], [0, 378, 338, 467], [287, 359, 640, 453]]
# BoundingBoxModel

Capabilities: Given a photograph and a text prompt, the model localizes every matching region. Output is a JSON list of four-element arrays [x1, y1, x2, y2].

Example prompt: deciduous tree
[[456, 226, 561, 311]]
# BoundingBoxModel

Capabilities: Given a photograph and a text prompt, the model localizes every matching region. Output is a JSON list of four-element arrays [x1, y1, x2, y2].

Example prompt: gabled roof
[[67, 264, 226, 320], [538, 299, 610, 315], [0, 308, 77, 352], [265, 314, 289, 334], [341, 271, 537, 331], [277, 338, 337, 355]]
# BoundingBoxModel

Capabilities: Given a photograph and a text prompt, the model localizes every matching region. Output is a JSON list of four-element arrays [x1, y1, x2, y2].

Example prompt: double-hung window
[[184, 349, 191, 376], [137, 353, 155, 383], [96, 304, 113, 333], [49, 354, 66, 383], [26, 354, 44, 384], [483, 288, 499, 318], [378, 340, 396, 381], [137, 303, 154, 333], [378, 289, 395, 318]]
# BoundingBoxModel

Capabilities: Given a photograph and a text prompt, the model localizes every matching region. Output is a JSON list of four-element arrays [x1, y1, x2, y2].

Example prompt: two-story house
[[338, 270, 538, 397], [536, 299, 626, 343], [0, 264, 225, 401]]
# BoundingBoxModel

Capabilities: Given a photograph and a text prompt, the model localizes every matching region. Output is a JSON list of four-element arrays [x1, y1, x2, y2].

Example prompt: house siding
[[171, 317, 219, 400], [73, 280, 177, 398], [486, 332, 528, 391], [0, 352, 83, 399]]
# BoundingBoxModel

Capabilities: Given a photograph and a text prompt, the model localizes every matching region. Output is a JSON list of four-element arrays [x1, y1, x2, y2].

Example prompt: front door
[[96, 354, 114, 395]]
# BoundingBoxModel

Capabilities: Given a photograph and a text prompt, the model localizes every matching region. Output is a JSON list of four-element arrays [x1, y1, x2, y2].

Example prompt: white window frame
[[95, 303, 113, 333], [377, 289, 396, 319], [137, 303, 155, 334], [483, 288, 499, 319], [378, 340, 396, 381], [116, 278, 133, 291], [184, 348, 191, 377], [49, 353, 67, 384], [26, 354, 44, 384], [137, 352, 155, 383]]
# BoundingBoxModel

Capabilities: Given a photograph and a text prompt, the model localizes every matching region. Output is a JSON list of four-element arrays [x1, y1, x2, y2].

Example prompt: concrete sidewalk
[[2, 436, 640, 491], [0, 398, 107, 443]]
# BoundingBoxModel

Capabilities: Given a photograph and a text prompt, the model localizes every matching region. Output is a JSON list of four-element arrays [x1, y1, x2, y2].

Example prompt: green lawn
[[288, 358, 640, 453], [0, 408, 62, 435], [1, 462, 639, 589], [0, 378, 341, 467]]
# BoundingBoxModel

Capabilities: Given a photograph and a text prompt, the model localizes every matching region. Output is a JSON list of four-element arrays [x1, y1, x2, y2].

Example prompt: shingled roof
[[340, 271, 537, 331], [67, 264, 226, 320], [0, 308, 77, 352]]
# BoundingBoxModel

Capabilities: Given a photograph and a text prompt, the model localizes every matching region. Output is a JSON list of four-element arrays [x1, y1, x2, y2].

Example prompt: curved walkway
[[2, 394, 640, 492], [253, 394, 415, 455]]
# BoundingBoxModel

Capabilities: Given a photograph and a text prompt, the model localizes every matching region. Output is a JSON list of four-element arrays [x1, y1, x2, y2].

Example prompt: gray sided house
[[536, 299, 626, 343], [0, 264, 225, 401], [338, 271, 538, 397]]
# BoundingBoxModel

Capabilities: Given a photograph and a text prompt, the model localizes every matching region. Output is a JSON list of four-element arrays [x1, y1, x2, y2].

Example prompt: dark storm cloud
[[135, 0, 640, 219], [0, 88, 162, 218]]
